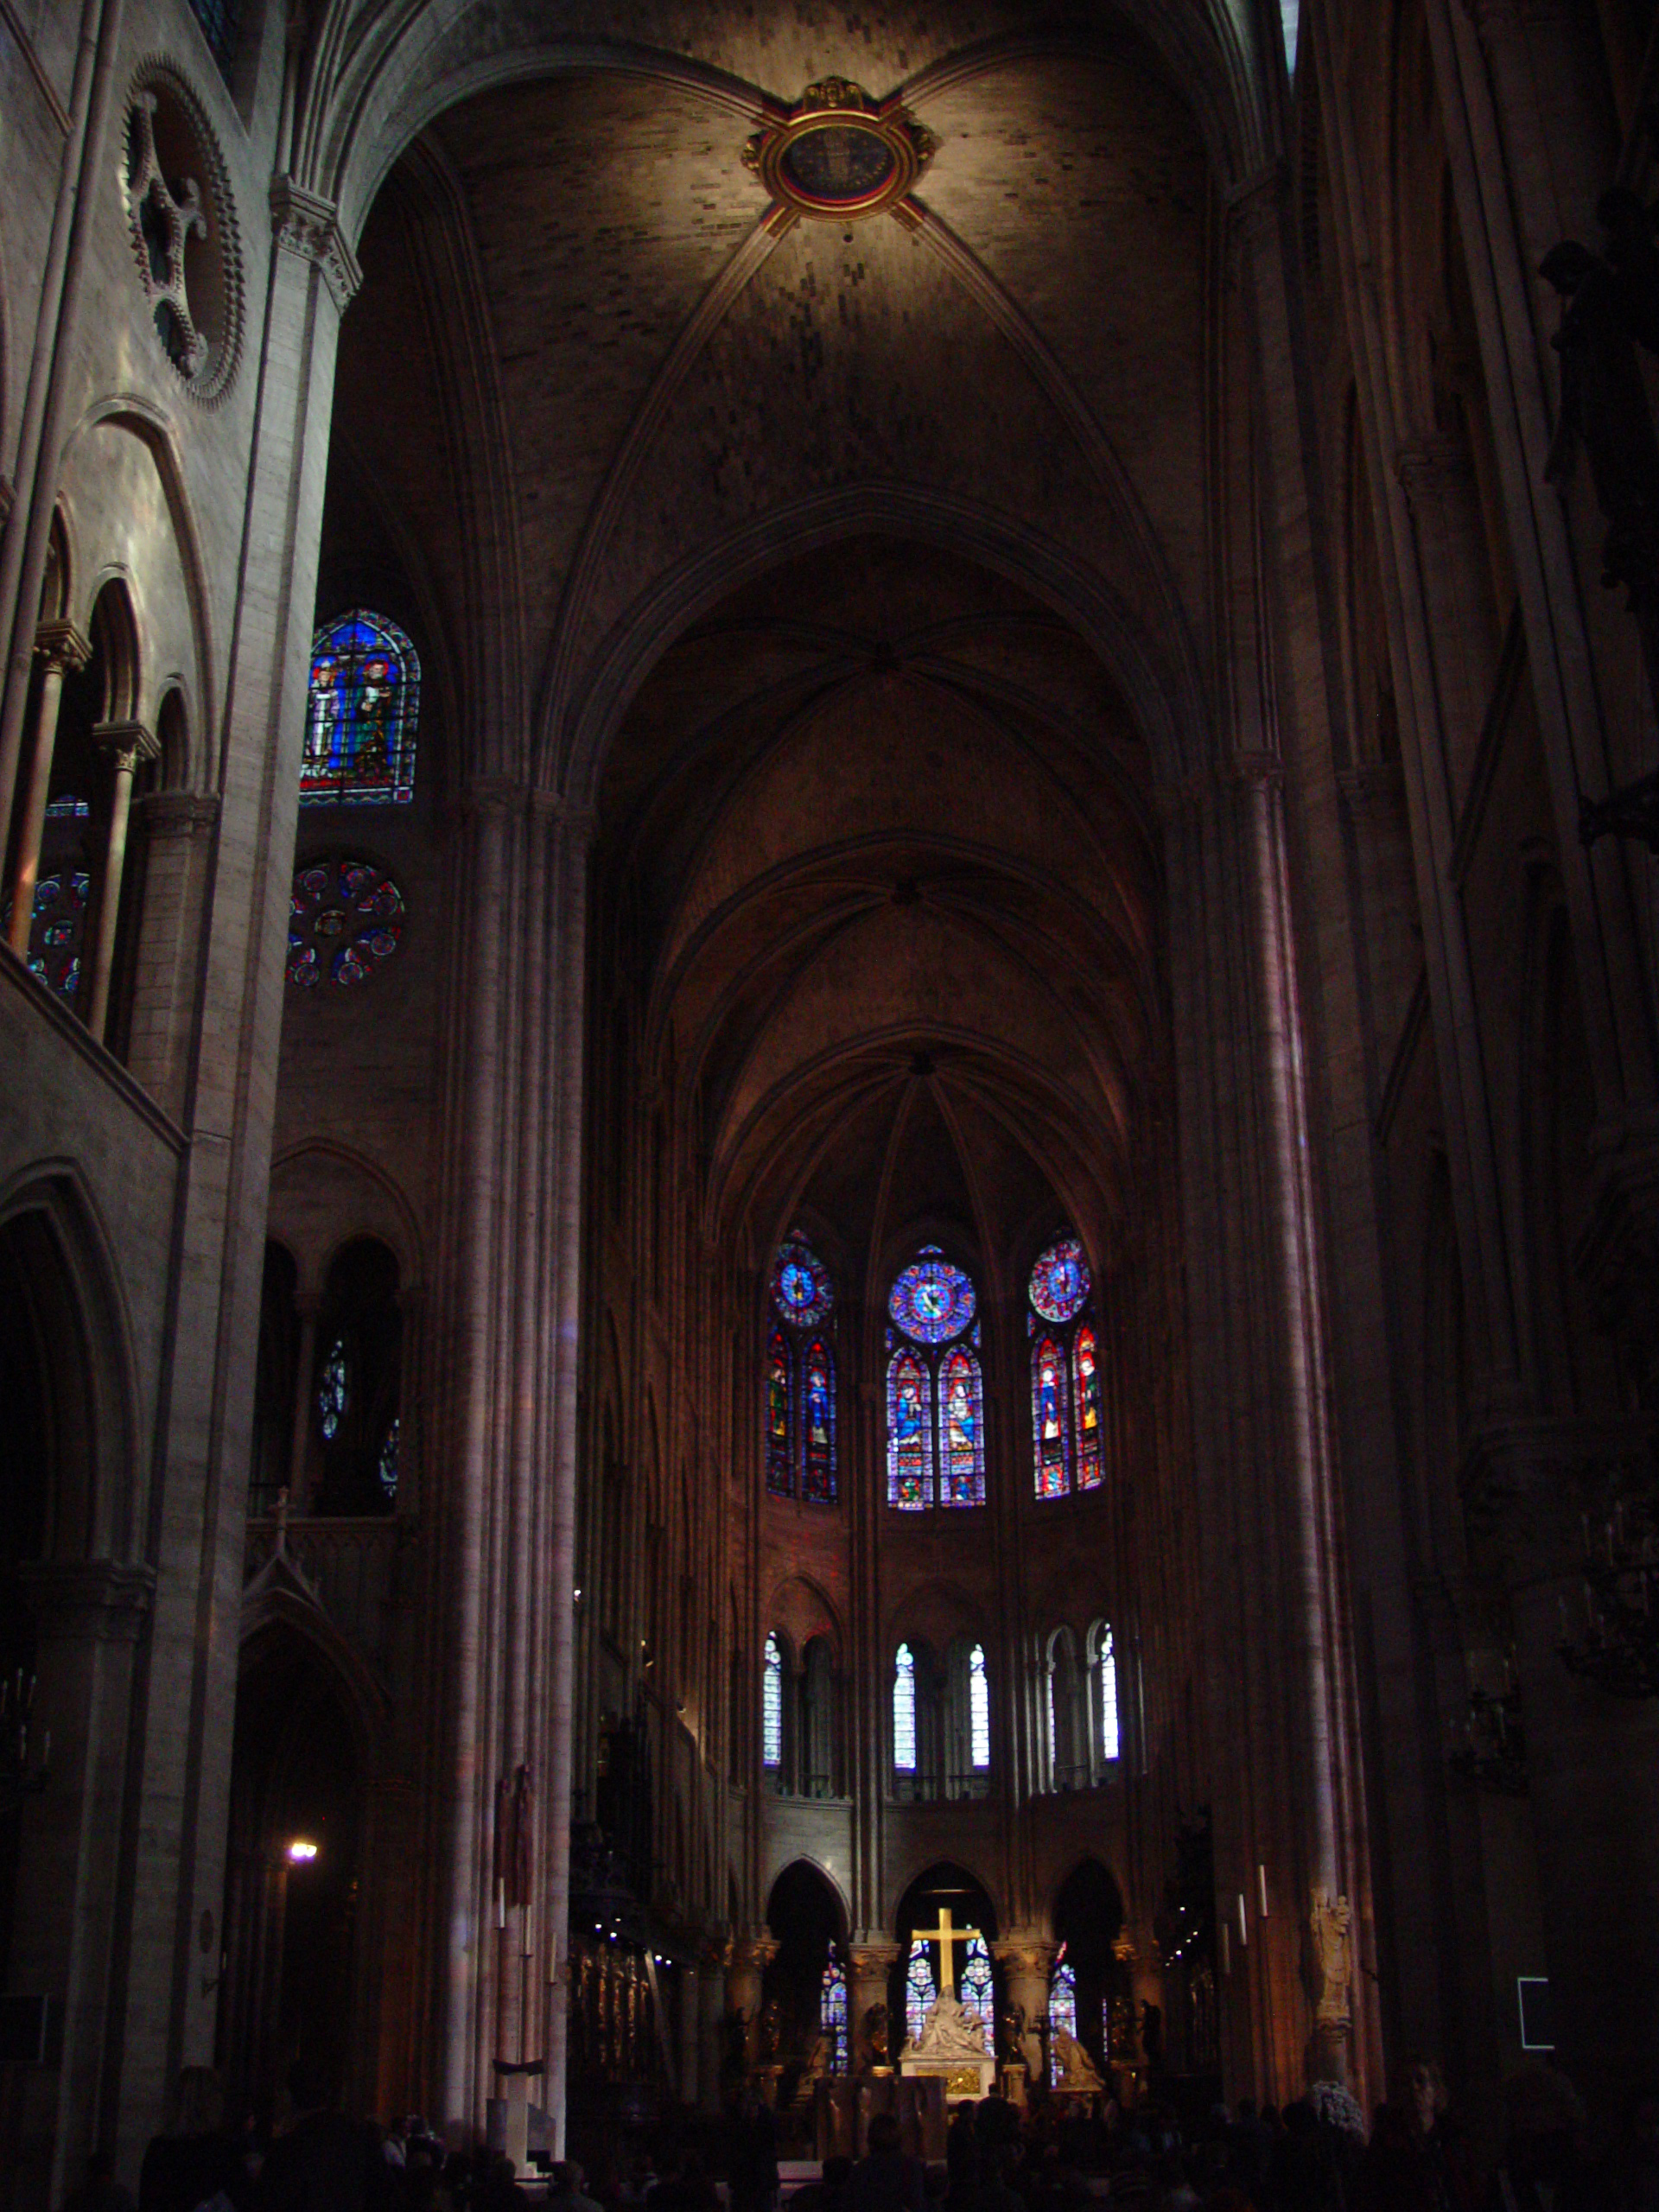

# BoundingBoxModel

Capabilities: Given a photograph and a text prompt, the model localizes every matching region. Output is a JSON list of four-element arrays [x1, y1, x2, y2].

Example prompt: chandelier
[[1555, 1496, 1659, 1698]]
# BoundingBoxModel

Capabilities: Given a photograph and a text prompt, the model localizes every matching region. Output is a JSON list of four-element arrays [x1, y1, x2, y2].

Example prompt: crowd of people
[[58, 2058, 1659, 2212]]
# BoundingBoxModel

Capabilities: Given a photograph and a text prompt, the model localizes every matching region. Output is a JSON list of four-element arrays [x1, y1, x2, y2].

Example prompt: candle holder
[[1555, 1490, 1659, 1698], [1, 1670, 50, 1815], [1447, 1683, 1529, 1795]]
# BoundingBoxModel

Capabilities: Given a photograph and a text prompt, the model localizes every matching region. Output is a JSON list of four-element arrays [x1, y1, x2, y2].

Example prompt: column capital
[[270, 177, 362, 313], [1230, 747, 1283, 792], [92, 719, 160, 771], [731, 1930, 779, 1974], [992, 1936, 1056, 1979], [848, 1939, 901, 1978], [33, 620, 91, 676]]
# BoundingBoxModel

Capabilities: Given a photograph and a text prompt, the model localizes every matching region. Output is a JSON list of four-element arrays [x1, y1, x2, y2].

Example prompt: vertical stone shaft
[[7, 624, 88, 957], [86, 720, 157, 1042]]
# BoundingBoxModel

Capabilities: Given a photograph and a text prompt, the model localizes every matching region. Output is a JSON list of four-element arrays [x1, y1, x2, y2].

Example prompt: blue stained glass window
[[1029, 1230, 1104, 1502], [961, 1933, 994, 2037], [302, 611, 419, 806], [887, 1350, 932, 1509], [893, 1643, 917, 1772], [763, 1633, 784, 1769], [905, 1936, 937, 2048], [938, 1346, 984, 1507], [317, 1338, 349, 1440], [1030, 1235, 1090, 1323], [803, 1337, 836, 1503], [378, 1416, 399, 1500], [19, 870, 92, 1001], [889, 1247, 976, 1344], [43, 793, 90, 819], [1074, 1324, 1103, 1491], [969, 1643, 990, 1770], [771, 1235, 833, 1325], [1049, 1949, 1077, 2081], [766, 1327, 792, 1497], [821, 1946, 849, 2071]]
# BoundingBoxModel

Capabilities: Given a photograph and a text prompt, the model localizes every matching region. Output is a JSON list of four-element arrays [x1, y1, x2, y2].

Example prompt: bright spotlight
[[287, 1838, 319, 1865]]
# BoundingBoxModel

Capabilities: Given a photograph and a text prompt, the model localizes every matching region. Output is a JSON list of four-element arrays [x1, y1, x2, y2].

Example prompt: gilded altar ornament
[[743, 79, 938, 229], [1309, 1886, 1353, 2025]]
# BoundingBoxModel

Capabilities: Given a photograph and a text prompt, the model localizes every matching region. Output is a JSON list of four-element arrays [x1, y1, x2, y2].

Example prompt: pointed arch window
[[1027, 1234, 1104, 1498], [886, 1248, 984, 1509], [1049, 1947, 1077, 2082], [302, 610, 420, 806], [905, 1936, 938, 2048], [821, 1946, 849, 2072], [764, 1235, 836, 1503], [968, 1643, 990, 1771], [961, 1932, 994, 2038], [1090, 1622, 1121, 1770], [893, 1643, 918, 1774], [762, 1633, 784, 1772]]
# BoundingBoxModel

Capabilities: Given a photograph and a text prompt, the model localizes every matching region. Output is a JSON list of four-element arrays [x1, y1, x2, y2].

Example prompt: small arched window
[[1046, 1627, 1085, 1791], [762, 1632, 784, 1774], [1027, 1234, 1104, 1498], [764, 1235, 836, 1503], [968, 1643, 990, 1773], [886, 1249, 983, 1509], [1090, 1622, 1121, 1770], [893, 1643, 918, 1776], [302, 610, 420, 806]]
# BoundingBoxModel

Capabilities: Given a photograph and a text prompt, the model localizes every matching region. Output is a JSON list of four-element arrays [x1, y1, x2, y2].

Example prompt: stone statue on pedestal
[[1051, 2026, 1103, 2093]]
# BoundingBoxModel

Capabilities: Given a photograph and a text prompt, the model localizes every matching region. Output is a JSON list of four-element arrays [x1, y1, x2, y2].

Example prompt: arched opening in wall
[[1045, 1626, 1085, 1791], [219, 1627, 366, 2110], [800, 1636, 836, 1799], [250, 1242, 299, 1514], [307, 1237, 401, 1516], [103, 684, 183, 1064], [1052, 1859, 1126, 2082], [761, 1860, 847, 2113], [890, 1861, 998, 2059]]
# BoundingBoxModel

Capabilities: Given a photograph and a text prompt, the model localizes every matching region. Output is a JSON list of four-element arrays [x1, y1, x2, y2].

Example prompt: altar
[[897, 1993, 995, 2103]]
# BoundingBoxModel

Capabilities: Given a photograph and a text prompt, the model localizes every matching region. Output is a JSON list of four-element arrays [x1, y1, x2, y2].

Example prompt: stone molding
[[730, 1931, 779, 1974], [17, 1559, 157, 1640], [1460, 1413, 1657, 1582], [849, 1940, 901, 1977], [1396, 436, 1475, 508], [992, 1937, 1056, 1979], [34, 619, 92, 675], [137, 790, 219, 836], [270, 177, 362, 312]]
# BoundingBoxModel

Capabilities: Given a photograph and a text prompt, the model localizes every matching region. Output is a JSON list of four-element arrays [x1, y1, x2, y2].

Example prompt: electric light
[[287, 1838, 319, 1864]]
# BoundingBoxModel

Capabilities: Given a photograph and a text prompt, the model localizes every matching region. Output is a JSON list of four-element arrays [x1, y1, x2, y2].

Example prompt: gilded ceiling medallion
[[742, 79, 937, 227]]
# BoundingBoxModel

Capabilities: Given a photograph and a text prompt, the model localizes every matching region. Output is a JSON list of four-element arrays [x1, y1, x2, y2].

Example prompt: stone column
[[288, 1294, 322, 1512], [848, 1938, 899, 2071], [85, 717, 158, 1041], [112, 175, 359, 2182], [677, 1960, 701, 2110], [1464, 1416, 1659, 2113], [728, 1931, 779, 2070], [123, 791, 218, 1119], [699, 1942, 729, 2112], [10, 1562, 154, 2208], [6, 620, 89, 957], [992, 1937, 1053, 2094]]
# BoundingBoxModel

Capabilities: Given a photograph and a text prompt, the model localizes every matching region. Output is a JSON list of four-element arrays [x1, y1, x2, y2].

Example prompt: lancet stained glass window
[[1049, 1948, 1077, 2081], [317, 1338, 349, 1441], [969, 1643, 990, 1770], [893, 1643, 917, 1772], [762, 1633, 784, 1770], [765, 1234, 836, 1502], [821, 1947, 849, 2071], [887, 1248, 983, 1509], [1027, 1233, 1102, 1499], [378, 1416, 399, 1502], [1096, 1625, 1120, 1764], [961, 1933, 994, 2039], [302, 611, 420, 806], [905, 1936, 938, 2048]]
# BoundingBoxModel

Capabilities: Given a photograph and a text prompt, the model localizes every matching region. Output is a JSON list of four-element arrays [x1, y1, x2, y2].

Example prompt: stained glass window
[[766, 1327, 792, 1497], [905, 1936, 937, 2048], [301, 611, 420, 806], [762, 1633, 784, 1770], [187, 0, 240, 70], [771, 1236, 833, 1326], [821, 1946, 849, 2071], [893, 1643, 917, 1772], [1028, 1232, 1103, 1500], [1033, 1337, 1069, 1498], [1049, 1948, 1077, 2081], [887, 1350, 932, 1509], [1074, 1325, 1103, 1491], [378, 1416, 399, 1501], [317, 1338, 349, 1441], [1030, 1235, 1090, 1323], [22, 870, 91, 1001], [1096, 1625, 1120, 1764], [43, 793, 90, 819], [961, 1932, 994, 2038], [288, 857, 406, 988], [969, 1643, 990, 1770], [766, 1234, 836, 1503], [803, 1337, 836, 1503], [938, 1346, 984, 1506], [889, 1248, 976, 1344]]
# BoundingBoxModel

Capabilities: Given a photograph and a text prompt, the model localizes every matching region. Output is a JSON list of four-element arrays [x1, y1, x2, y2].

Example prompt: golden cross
[[912, 1904, 975, 1990]]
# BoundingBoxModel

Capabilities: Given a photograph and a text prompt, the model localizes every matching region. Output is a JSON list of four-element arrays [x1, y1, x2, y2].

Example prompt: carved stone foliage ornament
[[743, 79, 937, 229], [122, 66, 242, 401]]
